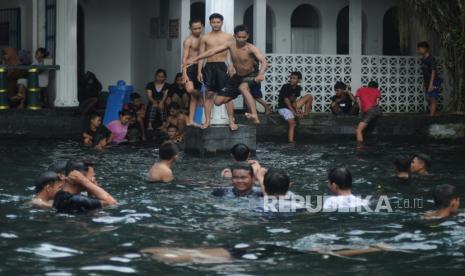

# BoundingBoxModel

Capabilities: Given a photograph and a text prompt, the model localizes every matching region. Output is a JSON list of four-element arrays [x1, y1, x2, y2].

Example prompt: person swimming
[[394, 155, 411, 180], [31, 171, 64, 208], [424, 184, 460, 220], [212, 163, 262, 197], [410, 153, 431, 176], [148, 142, 179, 183], [53, 160, 117, 213], [221, 143, 261, 179], [323, 167, 368, 211]]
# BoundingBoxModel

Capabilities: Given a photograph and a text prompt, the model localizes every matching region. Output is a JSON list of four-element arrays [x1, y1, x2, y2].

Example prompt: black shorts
[[361, 105, 382, 124], [251, 83, 263, 99], [218, 71, 258, 100], [203, 62, 228, 92], [187, 64, 201, 90]]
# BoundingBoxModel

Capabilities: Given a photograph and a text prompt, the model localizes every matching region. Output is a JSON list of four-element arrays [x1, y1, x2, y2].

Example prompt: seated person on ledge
[[330, 81, 357, 115], [323, 167, 368, 211], [221, 143, 261, 179], [277, 71, 314, 143], [213, 164, 262, 198], [166, 125, 184, 144], [53, 160, 117, 213], [167, 73, 189, 111], [107, 110, 132, 144], [148, 142, 179, 183], [83, 114, 113, 150], [161, 102, 187, 136], [410, 153, 431, 176], [123, 93, 146, 141], [424, 184, 460, 220], [394, 155, 411, 180], [31, 171, 64, 208]]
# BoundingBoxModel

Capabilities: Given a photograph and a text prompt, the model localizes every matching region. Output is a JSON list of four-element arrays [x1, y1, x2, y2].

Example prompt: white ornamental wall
[[264, 54, 439, 113]]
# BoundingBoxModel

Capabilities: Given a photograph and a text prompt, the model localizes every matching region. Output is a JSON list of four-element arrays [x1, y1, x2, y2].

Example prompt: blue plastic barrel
[[103, 80, 134, 126], [194, 84, 206, 124]]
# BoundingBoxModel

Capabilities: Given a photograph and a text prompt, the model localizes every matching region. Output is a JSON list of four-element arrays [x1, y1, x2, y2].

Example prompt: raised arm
[[190, 42, 230, 65], [68, 171, 117, 206]]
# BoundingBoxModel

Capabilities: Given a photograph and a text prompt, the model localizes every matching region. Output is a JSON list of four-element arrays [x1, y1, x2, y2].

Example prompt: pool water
[[1, 140, 464, 275]]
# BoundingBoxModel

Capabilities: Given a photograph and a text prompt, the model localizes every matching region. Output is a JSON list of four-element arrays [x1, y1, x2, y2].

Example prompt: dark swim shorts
[[218, 71, 258, 100], [360, 105, 382, 124], [203, 62, 228, 92], [187, 64, 201, 90]]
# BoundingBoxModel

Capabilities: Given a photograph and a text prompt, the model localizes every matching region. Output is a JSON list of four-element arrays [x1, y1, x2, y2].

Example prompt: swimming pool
[[1, 140, 464, 275]]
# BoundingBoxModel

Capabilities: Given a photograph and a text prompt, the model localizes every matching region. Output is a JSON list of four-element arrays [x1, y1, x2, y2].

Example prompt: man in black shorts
[[189, 24, 268, 125], [182, 18, 203, 126], [197, 13, 238, 130]]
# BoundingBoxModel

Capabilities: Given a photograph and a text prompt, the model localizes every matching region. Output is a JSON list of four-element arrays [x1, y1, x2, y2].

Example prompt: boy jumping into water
[[188, 24, 267, 126], [182, 19, 204, 127], [196, 13, 237, 130]]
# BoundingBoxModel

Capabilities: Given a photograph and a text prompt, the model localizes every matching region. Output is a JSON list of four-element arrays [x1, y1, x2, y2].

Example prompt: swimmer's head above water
[[328, 167, 352, 194], [231, 143, 250, 162], [410, 154, 431, 175], [231, 163, 255, 195], [35, 171, 62, 195], [159, 142, 179, 162], [263, 169, 291, 196]]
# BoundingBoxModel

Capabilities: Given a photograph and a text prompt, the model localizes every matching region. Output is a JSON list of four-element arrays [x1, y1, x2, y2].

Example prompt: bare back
[[203, 31, 234, 63]]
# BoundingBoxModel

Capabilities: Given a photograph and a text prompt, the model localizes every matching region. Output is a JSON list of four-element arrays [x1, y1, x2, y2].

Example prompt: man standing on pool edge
[[188, 24, 267, 125], [197, 13, 237, 131]]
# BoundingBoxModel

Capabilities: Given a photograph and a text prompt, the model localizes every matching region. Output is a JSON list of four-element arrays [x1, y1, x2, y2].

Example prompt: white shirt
[[323, 194, 369, 211]]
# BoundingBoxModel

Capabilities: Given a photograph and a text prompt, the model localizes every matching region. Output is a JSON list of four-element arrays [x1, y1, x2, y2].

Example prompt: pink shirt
[[107, 120, 128, 144], [356, 87, 381, 113]]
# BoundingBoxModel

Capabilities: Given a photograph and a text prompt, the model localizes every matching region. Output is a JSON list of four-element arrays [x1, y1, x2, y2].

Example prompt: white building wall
[[81, 0, 133, 91]]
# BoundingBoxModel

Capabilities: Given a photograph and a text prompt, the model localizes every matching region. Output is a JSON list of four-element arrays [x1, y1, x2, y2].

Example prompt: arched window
[[336, 6, 367, 55], [290, 4, 320, 54], [190, 2, 205, 25], [243, 5, 276, 53], [383, 7, 405, 55]]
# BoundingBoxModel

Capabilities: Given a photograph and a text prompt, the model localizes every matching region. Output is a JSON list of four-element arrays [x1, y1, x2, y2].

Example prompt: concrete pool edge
[[0, 109, 464, 143]]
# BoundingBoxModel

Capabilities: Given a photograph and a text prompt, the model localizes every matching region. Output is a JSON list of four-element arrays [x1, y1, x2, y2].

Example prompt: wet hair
[[417, 41, 430, 50], [189, 18, 203, 27], [159, 142, 179, 161], [334, 81, 347, 91], [169, 102, 180, 110], [230, 143, 250, 162], [394, 156, 411, 173], [234, 24, 249, 35], [167, 124, 178, 131], [413, 153, 432, 169], [36, 47, 49, 58], [264, 168, 290, 196], [328, 167, 352, 190], [368, 81, 379, 89], [65, 160, 90, 176], [290, 71, 302, 80], [155, 69, 167, 78], [119, 109, 132, 117], [433, 184, 458, 208], [35, 171, 60, 193], [130, 93, 141, 100], [231, 163, 254, 177], [209, 13, 224, 21], [47, 160, 68, 175]]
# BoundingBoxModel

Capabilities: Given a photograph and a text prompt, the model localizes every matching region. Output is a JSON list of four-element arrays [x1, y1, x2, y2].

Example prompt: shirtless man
[[148, 142, 179, 183], [160, 102, 187, 135], [182, 19, 203, 127], [197, 13, 238, 131], [188, 24, 267, 124]]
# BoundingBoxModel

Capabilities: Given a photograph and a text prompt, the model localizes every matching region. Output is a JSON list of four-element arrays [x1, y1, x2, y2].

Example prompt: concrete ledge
[[184, 125, 256, 156], [0, 108, 82, 139]]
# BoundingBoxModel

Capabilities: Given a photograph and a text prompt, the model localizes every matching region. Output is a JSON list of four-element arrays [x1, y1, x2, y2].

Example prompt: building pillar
[[32, 0, 38, 52], [204, 0, 234, 124], [349, 0, 363, 91], [180, 0, 190, 62], [253, 0, 266, 53], [54, 0, 79, 107]]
